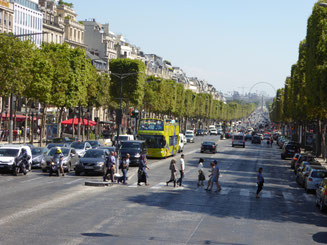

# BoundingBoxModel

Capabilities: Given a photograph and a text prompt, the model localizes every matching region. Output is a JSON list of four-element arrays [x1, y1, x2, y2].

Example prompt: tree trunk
[[0, 97, 4, 141], [316, 118, 322, 157], [40, 105, 47, 147], [23, 98, 28, 144], [57, 107, 64, 138], [72, 109, 76, 138]]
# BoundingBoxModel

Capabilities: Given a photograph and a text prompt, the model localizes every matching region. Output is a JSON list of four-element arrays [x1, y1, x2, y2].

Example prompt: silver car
[[305, 167, 327, 193]]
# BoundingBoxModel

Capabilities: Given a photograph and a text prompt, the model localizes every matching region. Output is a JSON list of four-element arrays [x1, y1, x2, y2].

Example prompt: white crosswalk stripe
[[261, 191, 272, 198], [282, 192, 295, 201], [303, 193, 314, 202], [128, 182, 138, 188], [220, 187, 232, 195], [240, 188, 250, 197], [151, 182, 166, 189]]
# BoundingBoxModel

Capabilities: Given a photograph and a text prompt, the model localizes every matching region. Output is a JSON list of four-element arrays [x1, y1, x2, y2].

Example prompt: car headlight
[[97, 162, 104, 166], [134, 153, 141, 158]]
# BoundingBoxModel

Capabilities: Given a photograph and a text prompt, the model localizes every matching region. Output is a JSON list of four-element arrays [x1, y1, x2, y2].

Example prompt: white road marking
[[0, 187, 104, 226], [282, 192, 295, 201], [220, 187, 231, 195], [65, 179, 82, 185], [150, 182, 166, 189], [128, 182, 138, 188], [21, 177, 43, 183], [303, 193, 314, 202], [185, 149, 197, 156], [239, 188, 250, 197], [261, 191, 272, 198]]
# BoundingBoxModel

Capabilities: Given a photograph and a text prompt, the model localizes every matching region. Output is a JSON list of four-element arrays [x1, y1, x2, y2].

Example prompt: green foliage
[[109, 58, 146, 106], [58, 0, 74, 8]]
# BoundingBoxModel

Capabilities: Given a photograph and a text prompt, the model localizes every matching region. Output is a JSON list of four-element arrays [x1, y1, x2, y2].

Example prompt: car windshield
[[312, 171, 327, 178], [203, 142, 215, 145], [121, 142, 141, 149], [0, 149, 19, 157], [32, 148, 44, 156], [186, 134, 193, 137], [234, 136, 243, 140], [286, 145, 297, 150], [47, 143, 64, 149], [83, 150, 105, 158], [87, 141, 99, 147], [138, 135, 164, 148], [119, 136, 129, 141], [71, 142, 85, 149], [100, 147, 116, 152], [47, 148, 70, 157]]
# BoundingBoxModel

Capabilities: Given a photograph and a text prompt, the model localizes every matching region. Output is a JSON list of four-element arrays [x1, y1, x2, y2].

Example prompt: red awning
[[61, 118, 97, 126], [1, 114, 36, 122]]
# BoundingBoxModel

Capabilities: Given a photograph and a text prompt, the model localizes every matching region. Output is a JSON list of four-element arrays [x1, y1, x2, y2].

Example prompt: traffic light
[[131, 109, 139, 118]]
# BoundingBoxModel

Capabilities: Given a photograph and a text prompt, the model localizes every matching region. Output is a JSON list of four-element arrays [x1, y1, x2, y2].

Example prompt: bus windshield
[[139, 119, 164, 131]]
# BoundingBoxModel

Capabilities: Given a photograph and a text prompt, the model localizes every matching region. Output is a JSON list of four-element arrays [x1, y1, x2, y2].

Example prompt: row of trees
[[269, 1, 327, 156], [0, 34, 255, 144], [109, 59, 256, 125]]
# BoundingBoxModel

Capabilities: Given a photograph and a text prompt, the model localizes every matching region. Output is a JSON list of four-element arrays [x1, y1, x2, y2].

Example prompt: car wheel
[[42, 168, 47, 173], [243, 145, 245, 148], [200, 151, 203, 153], [232, 144, 234, 147], [75, 171, 80, 176]]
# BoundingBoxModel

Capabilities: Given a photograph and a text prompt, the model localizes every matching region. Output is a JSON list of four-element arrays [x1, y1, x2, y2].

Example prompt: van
[[179, 133, 185, 152], [232, 134, 245, 148], [209, 125, 216, 131], [0, 145, 32, 172]]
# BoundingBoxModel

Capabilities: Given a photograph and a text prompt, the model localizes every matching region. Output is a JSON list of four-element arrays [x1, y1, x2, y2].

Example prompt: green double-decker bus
[[137, 118, 179, 158]]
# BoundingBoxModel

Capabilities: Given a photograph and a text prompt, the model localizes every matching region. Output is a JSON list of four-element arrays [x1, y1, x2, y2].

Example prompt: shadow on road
[[312, 232, 327, 244]]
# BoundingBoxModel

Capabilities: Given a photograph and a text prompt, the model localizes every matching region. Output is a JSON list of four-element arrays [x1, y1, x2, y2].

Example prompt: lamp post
[[110, 72, 142, 174]]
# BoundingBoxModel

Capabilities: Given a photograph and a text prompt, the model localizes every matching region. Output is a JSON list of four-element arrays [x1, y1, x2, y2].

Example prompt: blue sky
[[69, 0, 317, 96]]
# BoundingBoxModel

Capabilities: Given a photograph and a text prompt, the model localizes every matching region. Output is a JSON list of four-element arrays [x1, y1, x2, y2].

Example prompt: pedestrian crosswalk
[[127, 181, 316, 202]]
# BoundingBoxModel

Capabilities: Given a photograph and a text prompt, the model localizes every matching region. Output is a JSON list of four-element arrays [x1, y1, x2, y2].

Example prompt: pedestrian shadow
[[81, 233, 119, 237], [312, 232, 327, 243]]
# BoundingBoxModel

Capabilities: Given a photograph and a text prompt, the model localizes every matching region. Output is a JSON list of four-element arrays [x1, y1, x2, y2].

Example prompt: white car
[[185, 130, 195, 143], [178, 134, 185, 152], [70, 141, 92, 157], [210, 129, 218, 135], [232, 134, 245, 148], [0, 145, 32, 173], [305, 167, 327, 193]]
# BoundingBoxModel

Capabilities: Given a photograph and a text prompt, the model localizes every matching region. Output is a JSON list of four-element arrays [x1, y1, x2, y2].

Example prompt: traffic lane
[[0, 137, 226, 245]]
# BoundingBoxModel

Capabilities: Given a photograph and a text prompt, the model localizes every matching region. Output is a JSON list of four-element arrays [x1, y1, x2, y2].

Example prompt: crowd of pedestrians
[[102, 150, 264, 199]]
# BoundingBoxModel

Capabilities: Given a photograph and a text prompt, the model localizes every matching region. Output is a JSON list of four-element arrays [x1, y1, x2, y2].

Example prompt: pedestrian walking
[[118, 153, 130, 184], [166, 159, 177, 187], [103, 151, 116, 182], [197, 158, 205, 187], [177, 154, 185, 186], [138, 154, 150, 186], [270, 137, 273, 147], [256, 167, 264, 198], [205, 161, 215, 191], [206, 160, 221, 192]]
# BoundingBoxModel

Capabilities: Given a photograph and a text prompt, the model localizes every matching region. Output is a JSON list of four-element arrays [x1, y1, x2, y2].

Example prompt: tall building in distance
[[11, 0, 43, 46], [39, 0, 64, 44], [0, 0, 14, 33]]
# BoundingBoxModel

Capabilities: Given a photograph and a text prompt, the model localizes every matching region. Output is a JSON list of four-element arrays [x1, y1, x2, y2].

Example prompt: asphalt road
[[0, 136, 326, 245]]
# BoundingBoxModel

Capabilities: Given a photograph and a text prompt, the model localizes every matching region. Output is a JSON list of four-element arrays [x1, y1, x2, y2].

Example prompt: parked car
[[290, 153, 301, 169], [86, 140, 102, 149], [294, 154, 316, 174], [119, 140, 147, 166], [203, 129, 209, 135], [46, 143, 65, 150], [232, 134, 245, 148], [41, 147, 79, 173], [316, 178, 327, 211], [31, 147, 48, 169], [281, 142, 301, 160], [295, 160, 321, 180], [185, 130, 195, 143], [251, 135, 261, 144], [75, 149, 109, 176], [200, 141, 217, 153], [297, 165, 323, 187], [0, 145, 32, 173], [70, 141, 92, 157], [305, 167, 327, 193]]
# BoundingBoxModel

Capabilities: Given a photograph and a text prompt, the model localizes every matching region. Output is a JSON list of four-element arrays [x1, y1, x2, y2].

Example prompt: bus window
[[139, 135, 165, 148]]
